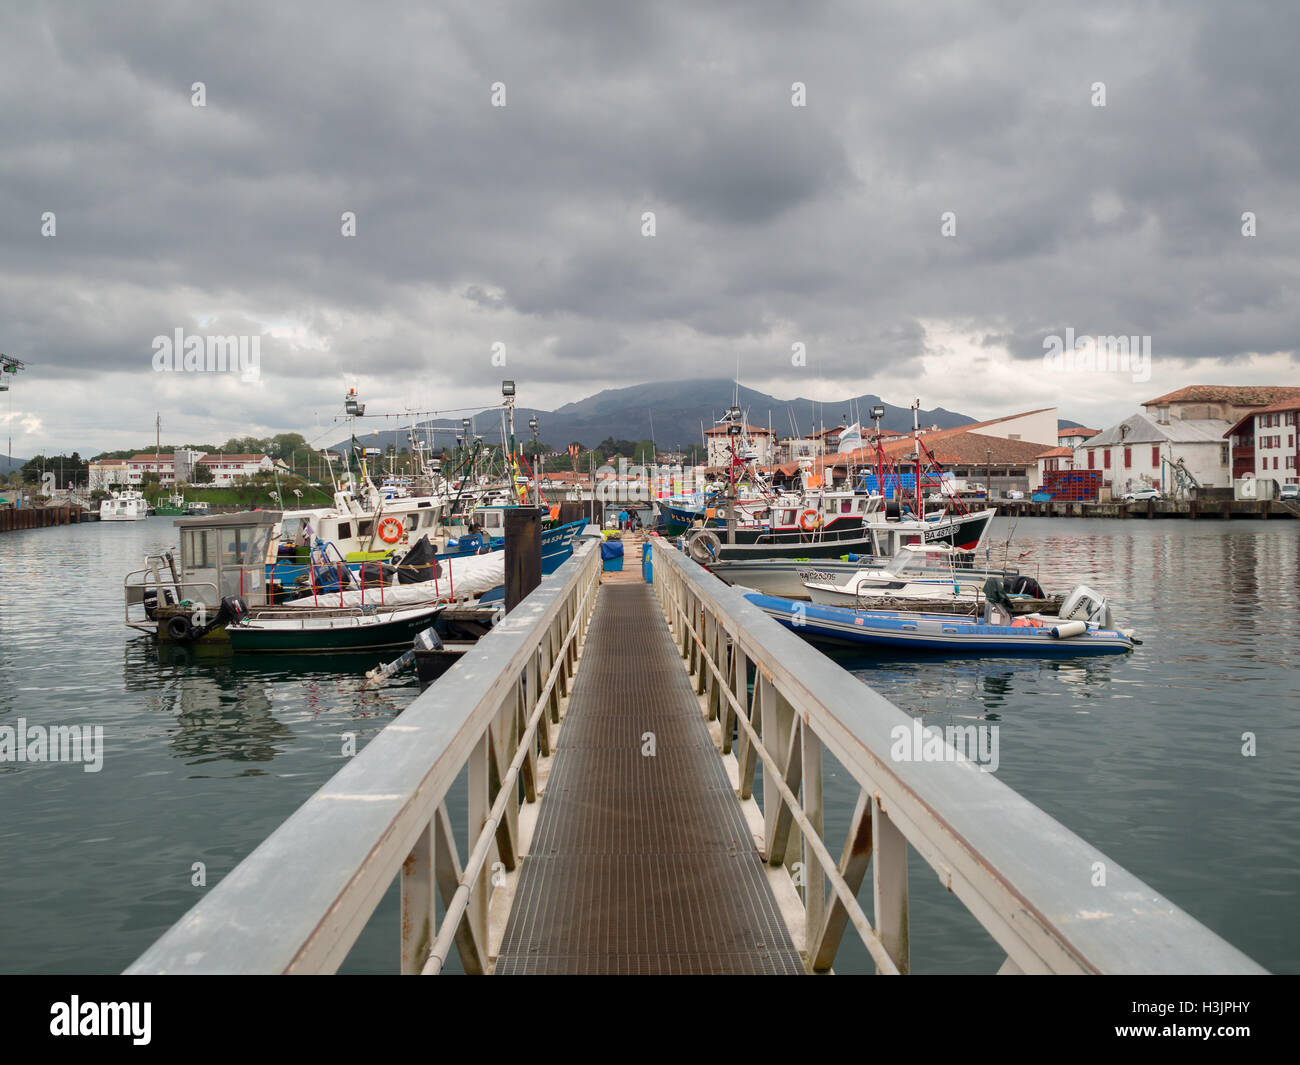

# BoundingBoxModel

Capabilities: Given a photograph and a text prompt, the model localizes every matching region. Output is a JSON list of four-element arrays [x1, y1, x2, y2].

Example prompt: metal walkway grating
[[495, 582, 804, 974]]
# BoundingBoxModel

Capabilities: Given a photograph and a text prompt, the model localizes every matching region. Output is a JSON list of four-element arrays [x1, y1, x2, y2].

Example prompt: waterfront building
[[1031, 445, 1077, 490], [88, 458, 128, 490], [195, 453, 274, 486], [1058, 427, 1099, 449], [704, 423, 773, 467], [1141, 384, 1300, 428], [1076, 413, 1231, 495], [1223, 395, 1300, 487]]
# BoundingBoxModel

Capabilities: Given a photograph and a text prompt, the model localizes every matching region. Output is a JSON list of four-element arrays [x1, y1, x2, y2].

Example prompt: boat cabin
[[173, 510, 280, 606], [770, 491, 884, 531]]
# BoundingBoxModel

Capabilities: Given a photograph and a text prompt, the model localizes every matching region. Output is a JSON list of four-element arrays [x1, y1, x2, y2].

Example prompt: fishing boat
[[670, 404, 996, 561], [682, 500, 995, 562], [745, 583, 1137, 655], [100, 489, 149, 521], [153, 492, 188, 517], [224, 599, 451, 653]]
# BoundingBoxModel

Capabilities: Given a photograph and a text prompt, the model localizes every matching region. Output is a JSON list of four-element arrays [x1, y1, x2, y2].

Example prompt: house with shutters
[[1223, 395, 1300, 488], [1075, 413, 1231, 496]]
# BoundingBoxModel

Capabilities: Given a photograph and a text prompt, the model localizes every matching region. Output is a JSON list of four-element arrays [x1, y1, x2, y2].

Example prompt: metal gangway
[[128, 538, 1264, 975]]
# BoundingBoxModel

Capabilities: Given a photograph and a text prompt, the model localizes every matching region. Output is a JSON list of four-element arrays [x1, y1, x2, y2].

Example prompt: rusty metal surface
[[495, 582, 803, 975]]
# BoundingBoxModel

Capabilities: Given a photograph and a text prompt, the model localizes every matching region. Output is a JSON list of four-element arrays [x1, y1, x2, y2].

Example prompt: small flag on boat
[[837, 422, 862, 454]]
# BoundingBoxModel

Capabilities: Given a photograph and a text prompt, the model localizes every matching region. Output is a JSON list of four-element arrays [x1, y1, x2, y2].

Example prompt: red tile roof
[[1143, 385, 1300, 407], [1224, 395, 1300, 437], [1059, 427, 1098, 439], [1036, 445, 1076, 459], [831, 431, 1050, 469]]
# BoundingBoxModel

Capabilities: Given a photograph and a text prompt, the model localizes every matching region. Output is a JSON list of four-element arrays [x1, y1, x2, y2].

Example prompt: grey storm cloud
[[0, 0, 1297, 453]]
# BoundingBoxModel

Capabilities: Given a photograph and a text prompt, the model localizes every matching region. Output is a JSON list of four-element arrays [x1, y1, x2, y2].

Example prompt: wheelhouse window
[[221, 528, 245, 567], [184, 529, 217, 568]]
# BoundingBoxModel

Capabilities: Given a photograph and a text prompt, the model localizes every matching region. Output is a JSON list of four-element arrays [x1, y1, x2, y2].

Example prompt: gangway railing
[[651, 543, 1265, 974], [127, 538, 602, 974]]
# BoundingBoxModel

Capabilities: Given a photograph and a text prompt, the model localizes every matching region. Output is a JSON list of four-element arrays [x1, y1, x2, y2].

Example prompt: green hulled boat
[[225, 600, 447, 653]]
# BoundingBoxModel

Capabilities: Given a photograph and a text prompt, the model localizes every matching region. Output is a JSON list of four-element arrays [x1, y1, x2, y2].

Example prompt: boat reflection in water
[[123, 638, 416, 770], [822, 651, 1123, 727]]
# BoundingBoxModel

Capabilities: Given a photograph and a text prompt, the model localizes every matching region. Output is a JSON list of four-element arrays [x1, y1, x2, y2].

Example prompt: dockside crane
[[1, 352, 27, 474]]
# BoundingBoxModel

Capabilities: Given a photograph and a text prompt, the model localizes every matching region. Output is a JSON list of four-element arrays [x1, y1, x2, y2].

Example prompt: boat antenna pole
[[912, 399, 922, 519]]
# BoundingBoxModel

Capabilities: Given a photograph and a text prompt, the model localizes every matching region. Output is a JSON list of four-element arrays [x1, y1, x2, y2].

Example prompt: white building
[[1076, 413, 1231, 495], [196, 453, 275, 486], [704, 424, 773, 468], [1224, 396, 1300, 487], [125, 453, 179, 485], [944, 407, 1059, 448], [1058, 427, 1099, 449], [88, 459, 128, 489], [1030, 446, 1076, 491]]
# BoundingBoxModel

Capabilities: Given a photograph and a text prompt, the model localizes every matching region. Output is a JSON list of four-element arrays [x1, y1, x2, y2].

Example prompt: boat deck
[[494, 575, 804, 974]]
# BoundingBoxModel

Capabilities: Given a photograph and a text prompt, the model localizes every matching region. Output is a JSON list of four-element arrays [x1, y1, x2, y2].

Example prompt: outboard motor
[[214, 596, 250, 629], [1059, 585, 1113, 628]]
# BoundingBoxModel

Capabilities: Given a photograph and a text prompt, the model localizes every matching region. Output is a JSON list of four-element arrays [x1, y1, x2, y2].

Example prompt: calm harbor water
[[1, 516, 1296, 973]]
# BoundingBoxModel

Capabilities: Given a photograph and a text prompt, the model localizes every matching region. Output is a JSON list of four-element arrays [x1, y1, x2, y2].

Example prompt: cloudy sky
[[2, 0, 1297, 458]]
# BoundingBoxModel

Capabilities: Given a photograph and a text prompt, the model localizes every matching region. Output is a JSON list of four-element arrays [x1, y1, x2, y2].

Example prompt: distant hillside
[[0, 455, 29, 475], [330, 378, 976, 454]]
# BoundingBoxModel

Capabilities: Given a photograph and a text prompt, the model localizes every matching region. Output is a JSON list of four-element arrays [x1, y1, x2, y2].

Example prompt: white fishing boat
[[100, 489, 149, 521]]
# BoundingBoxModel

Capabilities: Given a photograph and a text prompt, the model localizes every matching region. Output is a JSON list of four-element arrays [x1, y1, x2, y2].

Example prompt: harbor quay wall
[[993, 498, 1299, 520], [0, 505, 89, 533]]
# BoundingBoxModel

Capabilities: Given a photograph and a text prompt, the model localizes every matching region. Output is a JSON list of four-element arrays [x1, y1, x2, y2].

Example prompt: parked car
[[1123, 487, 1161, 501], [1006, 490, 1024, 500], [1281, 483, 1300, 501]]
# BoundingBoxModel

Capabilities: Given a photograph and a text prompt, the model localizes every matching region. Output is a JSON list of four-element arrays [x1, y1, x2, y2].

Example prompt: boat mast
[[912, 399, 923, 518]]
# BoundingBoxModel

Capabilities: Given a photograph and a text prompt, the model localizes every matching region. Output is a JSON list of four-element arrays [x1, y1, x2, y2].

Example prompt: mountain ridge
[[331, 378, 978, 454]]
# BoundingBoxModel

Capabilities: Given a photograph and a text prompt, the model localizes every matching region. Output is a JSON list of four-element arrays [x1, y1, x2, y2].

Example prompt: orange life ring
[[798, 508, 821, 531], [377, 516, 404, 544]]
